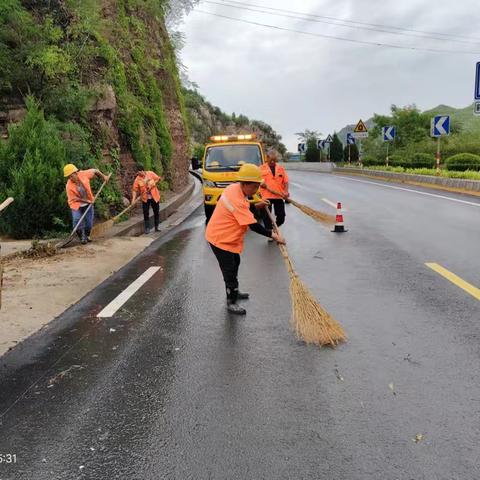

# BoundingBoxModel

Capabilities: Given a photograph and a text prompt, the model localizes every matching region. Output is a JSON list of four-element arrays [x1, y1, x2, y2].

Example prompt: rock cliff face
[[0, 0, 190, 196]]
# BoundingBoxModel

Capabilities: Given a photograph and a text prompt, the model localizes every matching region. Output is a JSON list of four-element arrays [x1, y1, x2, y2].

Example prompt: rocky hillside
[[183, 88, 287, 157], [0, 0, 191, 237]]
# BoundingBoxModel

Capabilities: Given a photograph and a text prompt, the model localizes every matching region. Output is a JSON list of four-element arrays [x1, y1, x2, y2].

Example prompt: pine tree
[[305, 137, 320, 162], [330, 133, 344, 163]]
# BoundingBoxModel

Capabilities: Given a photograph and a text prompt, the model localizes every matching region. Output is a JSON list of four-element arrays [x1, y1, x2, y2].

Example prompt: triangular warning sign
[[354, 119, 368, 133]]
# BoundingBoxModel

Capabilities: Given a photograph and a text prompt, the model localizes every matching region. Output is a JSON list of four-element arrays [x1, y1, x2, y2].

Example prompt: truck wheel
[[204, 204, 215, 223]]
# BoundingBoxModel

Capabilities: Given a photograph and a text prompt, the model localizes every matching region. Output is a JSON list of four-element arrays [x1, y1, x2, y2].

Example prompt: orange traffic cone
[[331, 202, 348, 233]]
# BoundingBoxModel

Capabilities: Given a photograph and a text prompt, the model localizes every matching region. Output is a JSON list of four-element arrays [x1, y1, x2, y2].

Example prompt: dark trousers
[[142, 199, 160, 229], [263, 199, 286, 230], [210, 243, 241, 303]]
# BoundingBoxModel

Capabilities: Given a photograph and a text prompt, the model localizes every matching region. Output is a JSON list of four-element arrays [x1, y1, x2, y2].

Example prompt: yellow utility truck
[[202, 134, 266, 220]]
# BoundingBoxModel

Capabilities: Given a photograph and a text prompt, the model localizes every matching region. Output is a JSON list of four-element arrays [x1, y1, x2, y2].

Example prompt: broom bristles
[[290, 199, 335, 225], [289, 274, 346, 347], [277, 244, 346, 347], [90, 219, 115, 238]]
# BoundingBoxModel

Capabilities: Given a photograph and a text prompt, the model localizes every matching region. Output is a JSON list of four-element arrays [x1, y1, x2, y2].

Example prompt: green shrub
[[0, 99, 70, 238], [446, 153, 480, 171], [361, 155, 382, 166], [408, 153, 436, 169], [387, 154, 404, 167]]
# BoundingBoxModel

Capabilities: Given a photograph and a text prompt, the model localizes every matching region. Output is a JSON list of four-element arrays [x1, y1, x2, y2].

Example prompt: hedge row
[[362, 152, 480, 171]]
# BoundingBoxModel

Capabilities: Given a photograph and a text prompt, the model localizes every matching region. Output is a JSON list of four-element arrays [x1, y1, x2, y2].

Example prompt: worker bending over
[[259, 149, 289, 235], [206, 163, 285, 315], [64, 164, 109, 244], [132, 165, 162, 234]]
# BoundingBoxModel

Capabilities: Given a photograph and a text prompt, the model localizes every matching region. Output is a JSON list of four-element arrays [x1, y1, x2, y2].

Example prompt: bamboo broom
[[262, 186, 335, 225], [90, 196, 141, 239], [265, 207, 346, 347]]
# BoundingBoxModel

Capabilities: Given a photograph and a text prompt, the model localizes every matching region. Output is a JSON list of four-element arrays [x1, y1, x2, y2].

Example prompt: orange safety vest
[[205, 183, 257, 254], [133, 171, 161, 203], [66, 169, 96, 210], [259, 163, 289, 200]]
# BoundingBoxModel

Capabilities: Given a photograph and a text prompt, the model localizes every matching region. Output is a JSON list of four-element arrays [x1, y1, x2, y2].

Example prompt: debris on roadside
[[47, 365, 84, 386], [388, 383, 396, 396], [334, 368, 344, 381], [413, 433, 424, 443]]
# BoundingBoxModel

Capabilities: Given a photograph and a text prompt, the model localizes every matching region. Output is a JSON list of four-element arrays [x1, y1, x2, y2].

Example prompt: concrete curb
[[334, 167, 480, 196]]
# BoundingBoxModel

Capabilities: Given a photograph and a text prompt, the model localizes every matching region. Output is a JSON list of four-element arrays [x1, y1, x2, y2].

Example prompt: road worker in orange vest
[[259, 149, 289, 239], [205, 163, 285, 315], [132, 164, 162, 234], [64, 164, 109, 244]]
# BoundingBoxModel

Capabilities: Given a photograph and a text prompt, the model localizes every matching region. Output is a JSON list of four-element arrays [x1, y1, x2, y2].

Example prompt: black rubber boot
[[85, 229, 92, 242], [237, 292, 250, 300], [226, 287, 246, 314], [144, 220, 150, 234], [80, 230, 88, 245], [227, 301, 246, 315]]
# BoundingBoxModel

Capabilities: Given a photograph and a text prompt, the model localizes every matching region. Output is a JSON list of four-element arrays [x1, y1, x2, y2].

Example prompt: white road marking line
[[97, 267, 161, 318], [336, 176, 480, 207], [289, 181, 305, 189], [322, 198, 339, 209]]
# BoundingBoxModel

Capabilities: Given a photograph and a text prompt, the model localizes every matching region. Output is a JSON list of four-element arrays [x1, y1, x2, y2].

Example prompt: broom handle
[[0, 197, 14, 214], [264, 204, 296, 276], [111, 196, 141, 222], [68, 174, 111, 238]]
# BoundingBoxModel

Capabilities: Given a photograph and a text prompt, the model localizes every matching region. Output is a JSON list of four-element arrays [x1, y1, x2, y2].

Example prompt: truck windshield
[[205, 145, 262, 171]]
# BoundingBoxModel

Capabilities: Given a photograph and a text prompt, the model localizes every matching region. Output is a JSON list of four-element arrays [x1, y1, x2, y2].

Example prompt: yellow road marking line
[[425, 263, 480, 301]]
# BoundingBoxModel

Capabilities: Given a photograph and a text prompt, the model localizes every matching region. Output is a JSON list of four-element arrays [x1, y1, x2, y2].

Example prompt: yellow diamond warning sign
[[353, 119, 369, 138]]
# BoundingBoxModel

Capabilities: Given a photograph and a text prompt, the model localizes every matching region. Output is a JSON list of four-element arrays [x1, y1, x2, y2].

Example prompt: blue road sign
[[317, 139, 327, 149], [298, 143, 306, 153], [382, 126, 396, 142], [346, 133, 355, 145], [475, 62, 480, 100], [431, 115, 450, 137]]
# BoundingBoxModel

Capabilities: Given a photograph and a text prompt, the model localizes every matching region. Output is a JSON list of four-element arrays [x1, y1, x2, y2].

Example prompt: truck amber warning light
[[210, 134, 257, 142]]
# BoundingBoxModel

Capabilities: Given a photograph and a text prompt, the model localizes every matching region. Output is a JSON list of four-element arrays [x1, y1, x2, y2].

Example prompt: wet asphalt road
[[0, 172, 479, 480]]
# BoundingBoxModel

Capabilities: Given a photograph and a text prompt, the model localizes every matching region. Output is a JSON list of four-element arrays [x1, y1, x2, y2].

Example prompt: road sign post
[[346, 133, 355, 165], [382, 126, 396, 166], [353, 120, 368, 166], [436, 137, 441, 172], [430, 115, 450, 172]]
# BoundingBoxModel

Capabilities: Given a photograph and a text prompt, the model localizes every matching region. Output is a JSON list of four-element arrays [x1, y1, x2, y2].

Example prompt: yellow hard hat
[[63, 164, 78, 177], [237, 163, 262, 183]]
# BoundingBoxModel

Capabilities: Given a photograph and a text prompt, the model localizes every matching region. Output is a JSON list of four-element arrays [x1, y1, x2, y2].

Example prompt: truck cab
[[202, 134, 266, 220]]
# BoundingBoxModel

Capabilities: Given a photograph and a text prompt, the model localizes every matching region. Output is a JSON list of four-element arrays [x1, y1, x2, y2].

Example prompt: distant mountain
[[334, 103, 479, 144]]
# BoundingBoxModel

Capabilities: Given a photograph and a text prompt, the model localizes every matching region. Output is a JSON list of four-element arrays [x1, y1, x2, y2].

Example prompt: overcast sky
[[179, 0, 480, 150]]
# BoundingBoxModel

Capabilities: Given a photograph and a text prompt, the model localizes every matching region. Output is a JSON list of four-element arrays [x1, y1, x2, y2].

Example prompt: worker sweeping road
[[132, 165, 162, 234], [206, 163, 285, 315], [259, 149, 289, 237], [64, 164, 110, 244]]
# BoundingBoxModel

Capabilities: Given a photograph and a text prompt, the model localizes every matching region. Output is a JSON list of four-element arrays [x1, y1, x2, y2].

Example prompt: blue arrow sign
[[475, 62, 480, 100], [431, 115, 450, 137], [346, 133, 355, 145], [298, 143, 306, 153], [382, 126, 396, 142]]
